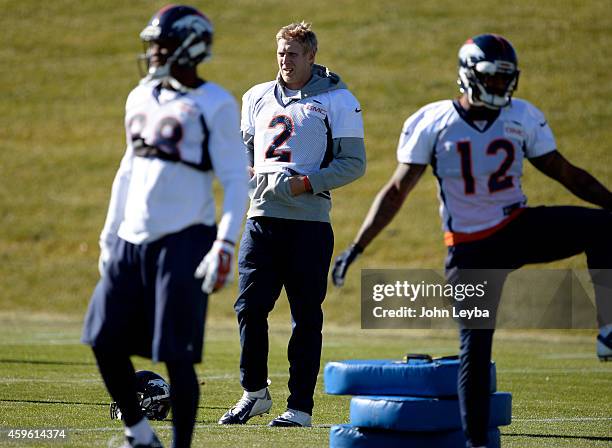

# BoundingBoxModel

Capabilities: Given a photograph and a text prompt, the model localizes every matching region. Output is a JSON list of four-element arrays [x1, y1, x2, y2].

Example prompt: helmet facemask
[[457, 35, 520, 109], [459, 61, 519, 109], [137, 388, 171, 420], [109, 370, 171, 421], [139, 39, 177, 80], [138, 8, 214, 84]]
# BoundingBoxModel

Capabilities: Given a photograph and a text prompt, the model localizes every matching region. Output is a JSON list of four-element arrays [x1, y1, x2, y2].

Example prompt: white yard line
[[4, 419, 609, 434], [0, 378, 100, 384], [16, 424, 334, 433], [513, 417, 612, 423], [499, 368, 612, 373], [539, 353, 596, 359]]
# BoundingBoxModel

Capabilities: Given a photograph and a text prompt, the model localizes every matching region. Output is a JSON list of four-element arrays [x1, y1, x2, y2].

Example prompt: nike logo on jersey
[[539, 120, 548, 127], [355, 108, 362, 113]]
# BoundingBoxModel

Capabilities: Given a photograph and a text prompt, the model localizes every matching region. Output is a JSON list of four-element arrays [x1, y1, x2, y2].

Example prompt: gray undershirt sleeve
[[307, 137, 366, 194]]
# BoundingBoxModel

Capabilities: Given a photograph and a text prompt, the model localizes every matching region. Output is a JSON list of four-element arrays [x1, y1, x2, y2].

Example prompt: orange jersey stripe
[[444, 208, 526, 246]]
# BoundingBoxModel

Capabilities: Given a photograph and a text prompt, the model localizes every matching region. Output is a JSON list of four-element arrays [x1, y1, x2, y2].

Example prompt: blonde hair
[[276, 21, 318, 55]]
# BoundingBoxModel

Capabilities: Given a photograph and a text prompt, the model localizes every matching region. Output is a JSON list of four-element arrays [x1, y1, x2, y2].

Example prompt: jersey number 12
[[457, 139, 515, 195]]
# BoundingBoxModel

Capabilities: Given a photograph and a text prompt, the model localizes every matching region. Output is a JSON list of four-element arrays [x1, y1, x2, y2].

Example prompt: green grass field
[[1, 0, 611, 446], [0, 316, 611, 447]]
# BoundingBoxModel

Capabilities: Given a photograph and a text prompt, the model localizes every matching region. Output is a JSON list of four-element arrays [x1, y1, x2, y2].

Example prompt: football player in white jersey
[[81, 6, 248, 448], [218, 22, 366, 427], [332, 34, 612, 448]]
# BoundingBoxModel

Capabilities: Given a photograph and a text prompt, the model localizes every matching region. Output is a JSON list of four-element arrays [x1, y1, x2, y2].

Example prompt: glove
[[331, 243, 363, 287], [194, 240, 235, 294]]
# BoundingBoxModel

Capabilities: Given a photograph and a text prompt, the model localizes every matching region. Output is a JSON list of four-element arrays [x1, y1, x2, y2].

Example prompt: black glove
[[331, 243, 363, 287]]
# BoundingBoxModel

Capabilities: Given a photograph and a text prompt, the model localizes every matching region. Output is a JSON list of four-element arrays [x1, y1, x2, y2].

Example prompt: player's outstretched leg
[[517, 206, 612, 361], [582, 210, 612, 361]]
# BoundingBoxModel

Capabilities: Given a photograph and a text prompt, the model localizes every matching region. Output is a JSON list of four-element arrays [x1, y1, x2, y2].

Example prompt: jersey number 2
[[265, 115, 293, 162], [457, 139, 515, 194]]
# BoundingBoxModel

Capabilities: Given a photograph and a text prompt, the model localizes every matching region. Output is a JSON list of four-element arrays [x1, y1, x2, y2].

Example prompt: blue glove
[[331, 244, 363, 287]]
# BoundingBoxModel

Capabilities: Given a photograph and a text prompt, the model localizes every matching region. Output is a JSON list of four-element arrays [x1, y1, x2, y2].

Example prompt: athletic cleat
[[121, 434, 163, 448], [268, 409, 312, 427], [218, 388, 272, 424], [597, 332, 612, 361]]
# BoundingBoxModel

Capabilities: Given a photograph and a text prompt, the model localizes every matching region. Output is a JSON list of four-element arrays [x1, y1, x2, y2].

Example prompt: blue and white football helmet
[[457, 34, 520, 109], [110, 370, 171, 421], [139, 4, 214, 81]]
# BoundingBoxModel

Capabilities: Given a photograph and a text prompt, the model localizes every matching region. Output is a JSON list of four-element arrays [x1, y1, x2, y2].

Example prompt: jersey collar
[[452, 99, 501, 133], [274, 83, 302, 107]]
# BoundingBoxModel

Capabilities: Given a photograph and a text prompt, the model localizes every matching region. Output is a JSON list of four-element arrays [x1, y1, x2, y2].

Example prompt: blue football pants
[[445, 206, 612, 447]]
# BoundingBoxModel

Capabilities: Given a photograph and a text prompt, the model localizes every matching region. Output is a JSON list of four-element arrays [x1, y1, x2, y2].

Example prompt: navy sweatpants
[[445, 206, 612, 447], [235, 217, 334, 415]]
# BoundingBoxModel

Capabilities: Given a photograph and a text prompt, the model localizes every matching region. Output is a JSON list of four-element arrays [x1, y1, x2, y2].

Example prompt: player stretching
[[82, 5, 248, 448], [332, 34, 612, 448], [218, 22, 366, 427]]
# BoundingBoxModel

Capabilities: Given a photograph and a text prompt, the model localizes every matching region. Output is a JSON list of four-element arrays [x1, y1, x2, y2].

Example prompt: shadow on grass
[[0, 358, 93, 366], [0, 398, 107, 406], [503, 433, 612, 442], [199, 405, 233, 410]]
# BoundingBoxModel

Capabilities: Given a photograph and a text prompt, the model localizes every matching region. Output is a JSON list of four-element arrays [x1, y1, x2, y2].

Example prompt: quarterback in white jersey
[[240, 66, 364, 221], [220, 22, 366, 428], [82, 6, 248, 448], [243, 76, 363, 177], [333, 34, 612, 448]]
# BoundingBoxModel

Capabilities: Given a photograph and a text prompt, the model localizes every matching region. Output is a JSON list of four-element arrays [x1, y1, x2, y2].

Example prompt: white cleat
[[268, 408, 312, 427], [218, 388, 272, 424]]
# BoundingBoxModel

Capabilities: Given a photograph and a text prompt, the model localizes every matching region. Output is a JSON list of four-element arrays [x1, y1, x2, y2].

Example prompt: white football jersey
[[241, 81, 364, 175], [100, 80, 248, 247], [397, 99, 556, 242]]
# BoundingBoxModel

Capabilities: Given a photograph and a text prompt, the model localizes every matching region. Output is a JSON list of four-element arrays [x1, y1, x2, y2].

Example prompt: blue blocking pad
[[324, 358, 496, 396], [329, 425, 501, 448], [349, 392, 512, 431]]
